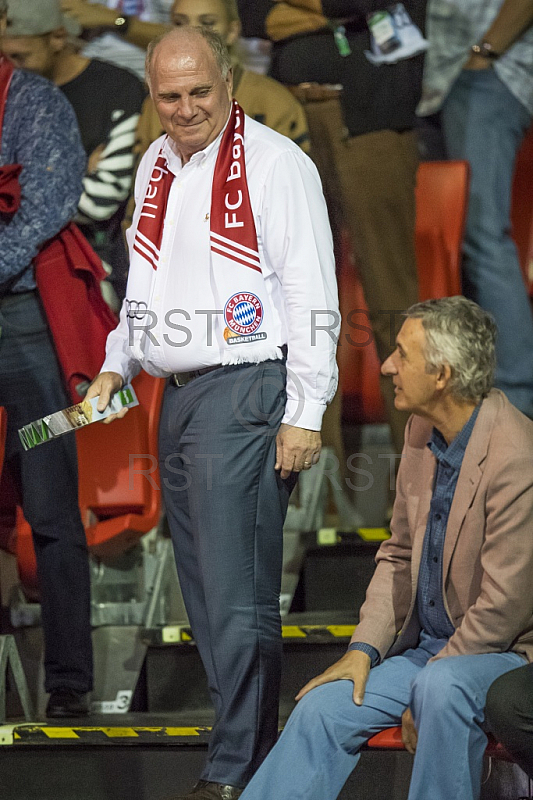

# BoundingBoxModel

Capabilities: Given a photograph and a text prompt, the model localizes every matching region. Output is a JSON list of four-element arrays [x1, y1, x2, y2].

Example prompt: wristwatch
[[471, 40, 500, 60], [113, 14, 131, 36]]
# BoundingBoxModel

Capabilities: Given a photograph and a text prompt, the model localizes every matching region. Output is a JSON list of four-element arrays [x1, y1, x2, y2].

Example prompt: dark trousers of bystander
[[486, 662, 533, 779], [0, 290, 93, 694], [303, 97, 419, 455]]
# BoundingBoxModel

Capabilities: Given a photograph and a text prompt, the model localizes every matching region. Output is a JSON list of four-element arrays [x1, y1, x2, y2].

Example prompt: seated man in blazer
[[240, 295, 533, 800]]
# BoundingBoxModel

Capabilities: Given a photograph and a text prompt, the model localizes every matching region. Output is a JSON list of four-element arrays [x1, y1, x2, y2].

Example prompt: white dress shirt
[[102, 115, 339, 431]]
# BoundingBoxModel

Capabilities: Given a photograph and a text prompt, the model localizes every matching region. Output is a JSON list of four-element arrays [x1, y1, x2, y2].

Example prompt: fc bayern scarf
[[126, 100, 279, 366]]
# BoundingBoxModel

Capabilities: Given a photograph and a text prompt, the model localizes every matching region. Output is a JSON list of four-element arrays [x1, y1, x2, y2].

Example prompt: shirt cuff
[[100, 352, 140, 386], [347, 642, 381, 668], [282, 398, 326, 431]]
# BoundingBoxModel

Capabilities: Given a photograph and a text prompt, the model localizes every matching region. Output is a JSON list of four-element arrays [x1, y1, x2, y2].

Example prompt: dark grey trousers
[[158, 359, 294, 787]]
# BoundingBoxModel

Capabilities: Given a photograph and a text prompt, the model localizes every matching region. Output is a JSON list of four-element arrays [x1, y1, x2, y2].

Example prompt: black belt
[[170, 364, 223, 387], [170, 346, 288, 388]]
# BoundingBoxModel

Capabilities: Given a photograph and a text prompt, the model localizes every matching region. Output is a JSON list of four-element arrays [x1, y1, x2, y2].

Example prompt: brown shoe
[[167, 780, 244, 800]]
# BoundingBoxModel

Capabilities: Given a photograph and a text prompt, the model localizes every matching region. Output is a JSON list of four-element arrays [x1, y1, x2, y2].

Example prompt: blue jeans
[[0, 292, 92, 693], [441, 68, 533, 417], [240, 638, 524, 800]]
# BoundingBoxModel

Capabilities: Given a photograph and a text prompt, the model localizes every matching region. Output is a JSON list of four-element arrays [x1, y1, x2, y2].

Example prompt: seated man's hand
[[401, 708, 418, 754], [275, 422, 321, 479], [85, 371, 125, 424], [295, 650, 371, 706]]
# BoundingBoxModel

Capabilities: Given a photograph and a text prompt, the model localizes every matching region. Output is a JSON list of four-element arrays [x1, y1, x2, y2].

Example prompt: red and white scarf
[[127, 100, 278, 365]]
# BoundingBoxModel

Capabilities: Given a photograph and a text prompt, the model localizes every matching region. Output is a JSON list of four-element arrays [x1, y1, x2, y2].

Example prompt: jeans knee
[[288, 682, 348, 733], [410, 659, 466, 716]]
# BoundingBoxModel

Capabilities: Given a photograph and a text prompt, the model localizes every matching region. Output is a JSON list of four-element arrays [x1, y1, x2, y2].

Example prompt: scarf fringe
[[222, 346, 281, 365]]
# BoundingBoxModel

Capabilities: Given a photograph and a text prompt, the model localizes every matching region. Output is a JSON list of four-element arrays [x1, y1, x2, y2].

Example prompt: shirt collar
[[428, 403, 481, 471], [162, 109, 233, 175]]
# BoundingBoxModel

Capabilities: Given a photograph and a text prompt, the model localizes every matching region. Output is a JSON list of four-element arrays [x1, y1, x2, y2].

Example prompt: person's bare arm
[[61, 0, 169, 48], [464, 0, 533, 69]]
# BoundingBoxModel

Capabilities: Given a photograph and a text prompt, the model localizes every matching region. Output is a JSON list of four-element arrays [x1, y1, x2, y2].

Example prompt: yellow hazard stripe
[[163, 727, 206, 736], [281, 626, 307, 638], [282, 625, 356, 638], [42, 728, 80, 739], [326, 625, 357, 637], [357, 527, 390, 542]]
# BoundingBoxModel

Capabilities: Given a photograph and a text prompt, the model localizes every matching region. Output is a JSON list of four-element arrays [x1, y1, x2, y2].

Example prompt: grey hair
[[405, 296, 497, 402], [145, 26, 232, 89]]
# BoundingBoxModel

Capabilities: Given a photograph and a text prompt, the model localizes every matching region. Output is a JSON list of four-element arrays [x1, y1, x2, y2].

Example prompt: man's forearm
[[480, 0, 533, 56], [61, 1, 168, 48], [123, 16, 169, 49]]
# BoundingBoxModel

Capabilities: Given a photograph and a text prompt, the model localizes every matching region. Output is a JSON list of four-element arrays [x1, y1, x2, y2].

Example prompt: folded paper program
[[18, 385, 139, 451]]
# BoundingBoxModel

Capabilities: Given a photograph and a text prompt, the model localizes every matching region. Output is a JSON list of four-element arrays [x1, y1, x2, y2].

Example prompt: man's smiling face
[[149, 32, 232, 163]]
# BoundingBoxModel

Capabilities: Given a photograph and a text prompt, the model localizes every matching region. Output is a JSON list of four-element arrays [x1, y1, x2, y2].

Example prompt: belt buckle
[[172, 373, 190, 387]]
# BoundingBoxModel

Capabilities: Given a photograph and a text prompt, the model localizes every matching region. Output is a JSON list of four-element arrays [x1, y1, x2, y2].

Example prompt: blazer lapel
[[411, 452, 435, 586], [442, 391, 501, 579]]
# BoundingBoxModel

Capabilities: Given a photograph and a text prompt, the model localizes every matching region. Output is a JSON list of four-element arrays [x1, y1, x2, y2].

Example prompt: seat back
[[415, 160, 469, 300], [0, 407, 6, 477], [76, 371, 165, 556], [340, 160, 470, 425], [511, 123, 533, 296], [11, 372, 165, 592]]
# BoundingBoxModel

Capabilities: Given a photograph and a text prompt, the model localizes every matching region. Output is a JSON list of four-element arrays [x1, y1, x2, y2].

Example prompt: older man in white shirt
[[88, 25, 338, 800]]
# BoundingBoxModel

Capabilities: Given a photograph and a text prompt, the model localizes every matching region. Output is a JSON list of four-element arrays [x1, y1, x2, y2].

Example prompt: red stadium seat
[[11, 372, 165, 593], [415, 160, 469, 300], [0, 407, 6, 479], [340, 160, 470, 425], [366, 724, 515, 762], [511, 124, 533, 297]]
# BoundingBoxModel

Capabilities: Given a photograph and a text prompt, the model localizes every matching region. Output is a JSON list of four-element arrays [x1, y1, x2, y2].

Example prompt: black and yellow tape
[[7, 725, 211, 746], [152, 623, 356, 645]]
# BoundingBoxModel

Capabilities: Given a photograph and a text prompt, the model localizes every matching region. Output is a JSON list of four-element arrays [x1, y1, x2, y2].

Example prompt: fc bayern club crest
[[224, 292, 264, 336]]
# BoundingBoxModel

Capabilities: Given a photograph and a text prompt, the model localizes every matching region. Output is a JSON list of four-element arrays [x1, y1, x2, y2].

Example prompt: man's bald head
[[146, 25, 231, 89]]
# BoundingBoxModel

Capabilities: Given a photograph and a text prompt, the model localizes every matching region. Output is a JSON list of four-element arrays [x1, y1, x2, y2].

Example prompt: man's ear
[[225, 66, 234, 98], [435, 363, 452, 391]]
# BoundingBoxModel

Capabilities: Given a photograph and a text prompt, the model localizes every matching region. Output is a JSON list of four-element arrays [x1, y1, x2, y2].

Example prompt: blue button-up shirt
[[350, 405, 480, 665], [417, 404, 480, 639]]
